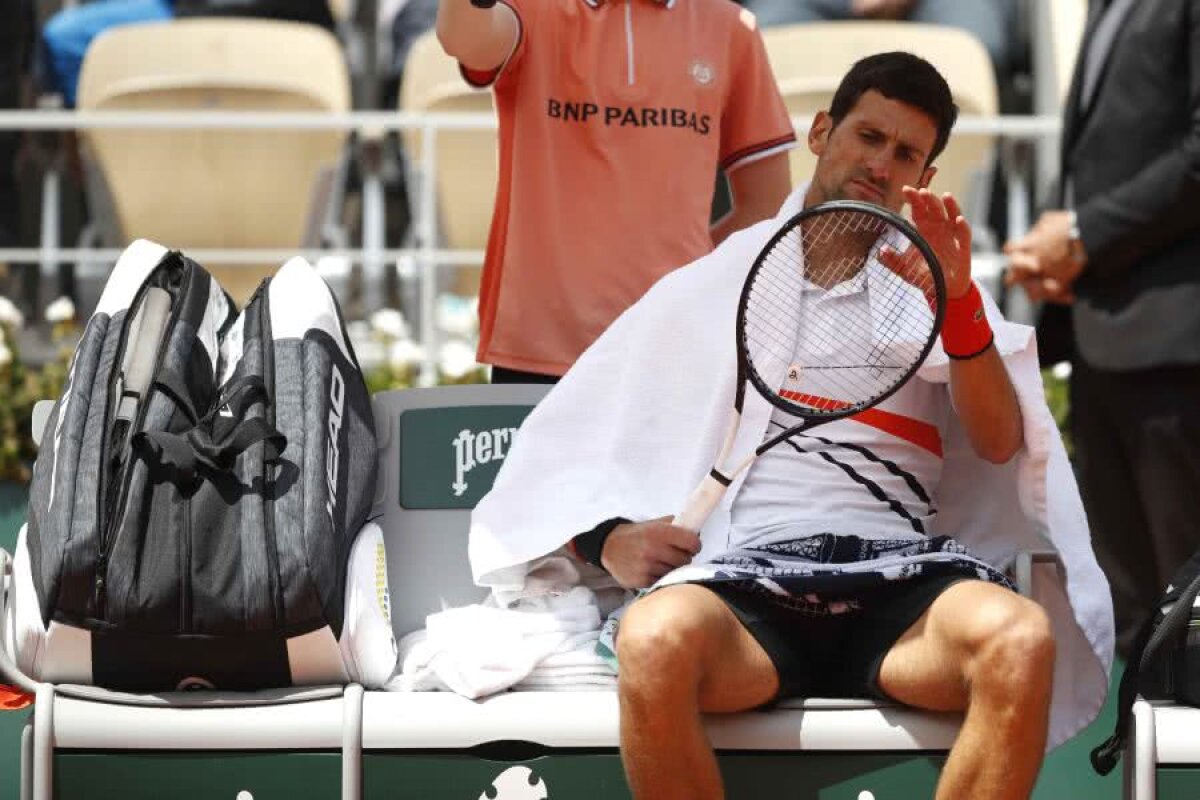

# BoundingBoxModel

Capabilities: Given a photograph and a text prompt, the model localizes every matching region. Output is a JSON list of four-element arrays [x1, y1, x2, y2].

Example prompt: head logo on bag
[[326, 365, 345, 521], [479, 766, 548, 800]]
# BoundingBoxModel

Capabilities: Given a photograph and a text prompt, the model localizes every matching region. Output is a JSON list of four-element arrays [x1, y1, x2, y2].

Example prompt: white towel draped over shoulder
[[470, 188, 1114, 750]]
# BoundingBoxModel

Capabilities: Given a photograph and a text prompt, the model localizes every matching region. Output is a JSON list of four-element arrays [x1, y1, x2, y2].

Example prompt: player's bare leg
[[616, 584, 779, 800], [877, 580, 1056, 800]]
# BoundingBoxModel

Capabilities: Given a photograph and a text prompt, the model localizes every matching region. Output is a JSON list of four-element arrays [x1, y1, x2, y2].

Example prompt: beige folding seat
[[77, 19, 350, 303], [760, 22, 999, 235], [399, 30, 497, 296]]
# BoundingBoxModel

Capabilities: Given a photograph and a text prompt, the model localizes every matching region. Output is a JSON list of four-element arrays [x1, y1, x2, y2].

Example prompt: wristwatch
[[1067, 210, 1086, 264]]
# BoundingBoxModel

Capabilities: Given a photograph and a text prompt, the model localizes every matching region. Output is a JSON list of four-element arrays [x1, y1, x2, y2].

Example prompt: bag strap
[[133, 375, 286, 484], [151, 369, 203, 426], [1092, 552, 1200, 774]]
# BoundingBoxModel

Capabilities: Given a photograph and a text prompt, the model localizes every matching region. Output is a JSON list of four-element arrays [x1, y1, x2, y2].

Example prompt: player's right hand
[[601, 517, 702, 590]]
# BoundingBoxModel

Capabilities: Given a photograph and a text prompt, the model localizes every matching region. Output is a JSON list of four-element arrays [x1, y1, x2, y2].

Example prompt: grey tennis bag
[[8, 240, 394, 691]]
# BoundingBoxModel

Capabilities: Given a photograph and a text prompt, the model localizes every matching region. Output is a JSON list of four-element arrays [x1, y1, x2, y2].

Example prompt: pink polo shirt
[[463, 0, 795, 375]]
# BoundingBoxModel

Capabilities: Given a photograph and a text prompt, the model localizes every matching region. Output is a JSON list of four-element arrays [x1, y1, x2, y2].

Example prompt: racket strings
[[749, 228, 888, 369], [760, 236, 885, 355], [742, 208, 939, 416]]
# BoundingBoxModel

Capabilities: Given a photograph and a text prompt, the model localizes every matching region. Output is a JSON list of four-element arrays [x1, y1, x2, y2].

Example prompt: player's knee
[[616, 597, 706, 692], [972, 601, 1055, 698]]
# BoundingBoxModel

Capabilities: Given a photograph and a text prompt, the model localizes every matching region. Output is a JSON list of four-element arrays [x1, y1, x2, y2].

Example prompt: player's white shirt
[[729, 261, 950, 549]]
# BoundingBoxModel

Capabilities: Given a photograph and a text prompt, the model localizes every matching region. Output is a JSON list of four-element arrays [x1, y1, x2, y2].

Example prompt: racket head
[[736, 200, 946, 422]]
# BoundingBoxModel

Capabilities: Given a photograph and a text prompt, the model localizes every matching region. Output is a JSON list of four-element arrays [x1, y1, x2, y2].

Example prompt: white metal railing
[[0, 248, 482, 264], [0, 110, 1063, 383], [0, 110, 1063, 135]]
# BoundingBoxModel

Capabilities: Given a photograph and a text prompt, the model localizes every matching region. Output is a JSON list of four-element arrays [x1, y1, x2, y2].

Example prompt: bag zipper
[[181, 484, 192, 632], [261, 281, 282, 628], [94, 255, 185, 619]]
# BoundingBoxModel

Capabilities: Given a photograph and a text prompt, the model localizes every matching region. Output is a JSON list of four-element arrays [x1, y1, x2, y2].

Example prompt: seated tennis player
[[470, 52, 1113, 800]]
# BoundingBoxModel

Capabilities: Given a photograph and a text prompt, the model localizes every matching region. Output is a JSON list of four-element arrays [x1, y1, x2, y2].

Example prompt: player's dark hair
[[829, 52, 958, 166]]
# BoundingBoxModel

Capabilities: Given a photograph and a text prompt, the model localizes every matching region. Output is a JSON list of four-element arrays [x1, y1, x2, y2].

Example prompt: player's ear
[[917, 165, 937, 190], [808, 111, 833, 157]]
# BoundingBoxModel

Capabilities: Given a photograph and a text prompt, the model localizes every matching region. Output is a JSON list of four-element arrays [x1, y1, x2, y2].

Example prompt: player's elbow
[[436, 5, 514, 73], [435, 12, 480, 63], [972, 426, 1024, 465], [435, 17, 465, 59]]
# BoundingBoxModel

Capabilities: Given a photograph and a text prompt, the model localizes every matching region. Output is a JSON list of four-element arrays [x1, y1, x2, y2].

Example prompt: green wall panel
[[721, 752, 943, 798], [364, 753, 630, 800], [363, 751, 944, 799], [1158, 766, 1200, 799], [0, 482, 25, 552], [54, 752, 341, 800]]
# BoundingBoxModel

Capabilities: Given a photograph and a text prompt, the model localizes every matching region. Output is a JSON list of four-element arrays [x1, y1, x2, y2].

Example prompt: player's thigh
[[617, 583, 780, 713], [875, 579, 1045, 712]]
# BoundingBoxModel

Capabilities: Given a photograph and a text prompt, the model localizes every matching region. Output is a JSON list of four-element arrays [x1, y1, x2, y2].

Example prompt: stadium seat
[[398, 30, 496, 296], [76, 19, 351, 304], [362, 385, 963, 798], [760, 22, 999, 242]]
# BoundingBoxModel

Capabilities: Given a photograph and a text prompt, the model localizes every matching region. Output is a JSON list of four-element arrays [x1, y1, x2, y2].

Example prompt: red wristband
[[941, 283, 993, 359]]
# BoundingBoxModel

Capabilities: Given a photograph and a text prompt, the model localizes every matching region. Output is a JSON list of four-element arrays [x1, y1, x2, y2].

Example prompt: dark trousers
[[491, 365, 559, 385], [1071, 360, 1200, 657]]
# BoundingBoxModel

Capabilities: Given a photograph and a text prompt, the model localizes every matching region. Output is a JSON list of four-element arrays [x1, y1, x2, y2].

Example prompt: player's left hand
[[878, 187, 973, 302], [903, 186, 973, 300]]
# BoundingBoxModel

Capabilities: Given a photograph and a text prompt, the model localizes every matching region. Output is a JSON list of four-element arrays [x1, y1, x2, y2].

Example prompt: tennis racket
[[672, 200, 946, 532]]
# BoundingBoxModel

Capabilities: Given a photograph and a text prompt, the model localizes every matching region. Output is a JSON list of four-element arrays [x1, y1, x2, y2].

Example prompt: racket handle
[[672, 474, 729, 533]]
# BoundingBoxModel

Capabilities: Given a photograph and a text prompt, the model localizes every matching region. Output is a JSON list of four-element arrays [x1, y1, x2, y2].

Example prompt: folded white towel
[[514, 676, 618, 691], [388, 585, 616, 697]]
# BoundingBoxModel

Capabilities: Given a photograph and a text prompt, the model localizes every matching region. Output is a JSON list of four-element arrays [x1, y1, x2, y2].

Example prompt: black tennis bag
[[10, 240, 385, 691], [1092, 548, 1200, 773]]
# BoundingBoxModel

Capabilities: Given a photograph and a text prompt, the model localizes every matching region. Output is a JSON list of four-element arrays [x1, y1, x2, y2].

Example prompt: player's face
[[806, 90, 939, 212]]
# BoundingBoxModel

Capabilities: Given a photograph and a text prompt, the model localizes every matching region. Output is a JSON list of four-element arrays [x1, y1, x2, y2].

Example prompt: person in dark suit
[[1005, 0, 1200, 657]]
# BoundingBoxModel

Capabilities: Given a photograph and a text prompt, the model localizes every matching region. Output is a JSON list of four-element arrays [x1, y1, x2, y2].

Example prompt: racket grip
[[672, 474, 729, 533]]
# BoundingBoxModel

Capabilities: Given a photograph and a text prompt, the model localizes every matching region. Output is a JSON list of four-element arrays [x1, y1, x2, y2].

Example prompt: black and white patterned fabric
[[654, 533, 1013, 614]]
